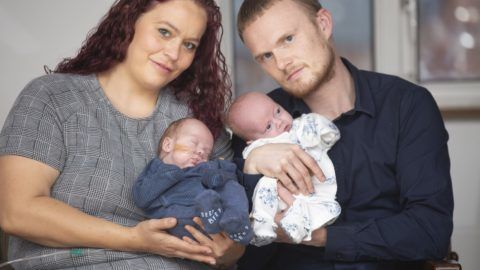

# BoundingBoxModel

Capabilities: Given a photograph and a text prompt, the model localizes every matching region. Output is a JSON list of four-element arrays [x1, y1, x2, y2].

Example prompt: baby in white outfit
[[227, 91, 341, 246]]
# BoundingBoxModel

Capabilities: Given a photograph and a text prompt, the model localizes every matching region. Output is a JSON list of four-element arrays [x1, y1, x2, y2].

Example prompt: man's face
[[242, 0, 335, 98]]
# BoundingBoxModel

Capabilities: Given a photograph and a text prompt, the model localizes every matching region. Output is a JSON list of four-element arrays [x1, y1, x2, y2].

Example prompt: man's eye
[[158, 28, 171, 37], [262, 52, 273, 61], [285, 35, 294, 43]]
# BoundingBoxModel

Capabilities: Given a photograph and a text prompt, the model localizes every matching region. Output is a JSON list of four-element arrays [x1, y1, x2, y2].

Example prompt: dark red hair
[[55, 0, 231, 137]]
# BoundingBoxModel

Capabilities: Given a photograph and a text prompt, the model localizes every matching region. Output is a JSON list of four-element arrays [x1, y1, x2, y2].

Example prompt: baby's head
[[159, 118, 214, 169], [227, 91, 293, 142]]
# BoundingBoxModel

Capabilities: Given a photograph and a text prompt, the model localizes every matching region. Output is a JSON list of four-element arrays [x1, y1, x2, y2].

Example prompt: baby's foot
[[195, 190, 223, 233]]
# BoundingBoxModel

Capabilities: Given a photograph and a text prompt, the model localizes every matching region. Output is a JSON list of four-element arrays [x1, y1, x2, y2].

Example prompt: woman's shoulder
[[23, 73, 95, 95], [19, 73, 98, 108]]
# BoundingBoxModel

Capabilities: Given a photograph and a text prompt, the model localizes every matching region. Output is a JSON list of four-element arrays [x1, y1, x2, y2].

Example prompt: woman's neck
[[97, 65, 160, 118]]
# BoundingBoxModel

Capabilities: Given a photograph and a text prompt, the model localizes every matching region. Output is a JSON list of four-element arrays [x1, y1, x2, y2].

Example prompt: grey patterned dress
[[0, 74, 232, 269]]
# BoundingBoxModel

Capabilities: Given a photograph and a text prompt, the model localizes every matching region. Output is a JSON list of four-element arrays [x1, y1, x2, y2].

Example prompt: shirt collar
[[290, 58, 376, 118], [343, 58, 376, 118]]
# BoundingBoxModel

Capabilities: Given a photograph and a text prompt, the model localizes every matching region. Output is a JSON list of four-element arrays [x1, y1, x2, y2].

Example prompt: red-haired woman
[[0, 0, 243, 269]]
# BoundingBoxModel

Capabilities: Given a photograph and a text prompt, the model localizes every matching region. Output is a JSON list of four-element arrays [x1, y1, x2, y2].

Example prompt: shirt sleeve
[[324, 88, 453, 261], [0, 78, 66, 171]]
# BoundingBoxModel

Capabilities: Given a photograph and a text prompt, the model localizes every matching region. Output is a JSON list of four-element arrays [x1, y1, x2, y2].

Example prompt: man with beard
[[231, 0, 454, 269]]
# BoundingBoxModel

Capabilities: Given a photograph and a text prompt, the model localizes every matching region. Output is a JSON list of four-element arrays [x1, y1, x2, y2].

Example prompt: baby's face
[[166, 120, 214, 168], [241, 95, 293, 141]]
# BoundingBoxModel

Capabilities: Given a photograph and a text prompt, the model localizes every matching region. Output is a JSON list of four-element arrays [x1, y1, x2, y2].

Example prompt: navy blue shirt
[[233, 59, 453, 269]]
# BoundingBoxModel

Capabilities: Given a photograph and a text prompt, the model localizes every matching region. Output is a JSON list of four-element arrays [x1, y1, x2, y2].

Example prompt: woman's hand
[[184, 218, 245, 269], [131, 218, 216, 265], [244, 143, 324, 194]]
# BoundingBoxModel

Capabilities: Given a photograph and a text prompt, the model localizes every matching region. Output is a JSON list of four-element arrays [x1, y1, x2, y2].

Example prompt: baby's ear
[[162, 137, 174, 153]]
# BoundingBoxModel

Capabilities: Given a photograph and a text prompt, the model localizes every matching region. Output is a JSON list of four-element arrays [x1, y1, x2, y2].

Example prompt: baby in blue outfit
[[133, 118, 252, 245]]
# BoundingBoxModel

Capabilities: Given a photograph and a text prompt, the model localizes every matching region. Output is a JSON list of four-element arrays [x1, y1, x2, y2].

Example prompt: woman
[[0, 0, 243, 269]]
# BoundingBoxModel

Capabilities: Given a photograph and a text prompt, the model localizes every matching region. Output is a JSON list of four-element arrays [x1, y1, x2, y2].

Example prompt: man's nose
[[274, 49, 292, 71]]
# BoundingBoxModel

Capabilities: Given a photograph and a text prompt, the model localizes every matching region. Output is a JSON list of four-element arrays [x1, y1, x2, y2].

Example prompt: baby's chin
[[182, 159, 207, 168]]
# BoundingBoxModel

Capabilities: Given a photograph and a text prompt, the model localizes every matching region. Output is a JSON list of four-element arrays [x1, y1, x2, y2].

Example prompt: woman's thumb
[[151, 218, 177, 230]]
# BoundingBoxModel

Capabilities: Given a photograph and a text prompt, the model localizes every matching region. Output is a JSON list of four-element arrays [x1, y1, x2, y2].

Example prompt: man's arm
[[317, 89, 453, 261]]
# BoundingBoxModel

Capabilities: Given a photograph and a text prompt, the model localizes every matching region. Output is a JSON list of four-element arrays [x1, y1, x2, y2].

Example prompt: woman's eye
[[158, 28, 171, 37], [184, 42, 197, 51]]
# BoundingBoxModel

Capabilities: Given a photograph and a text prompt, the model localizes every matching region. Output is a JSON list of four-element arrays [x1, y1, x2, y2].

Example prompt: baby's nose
[[275, 118, 284, 128]]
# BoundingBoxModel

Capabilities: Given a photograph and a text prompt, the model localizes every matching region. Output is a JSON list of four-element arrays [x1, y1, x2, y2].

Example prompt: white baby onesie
[[244, 113, 341, 246]]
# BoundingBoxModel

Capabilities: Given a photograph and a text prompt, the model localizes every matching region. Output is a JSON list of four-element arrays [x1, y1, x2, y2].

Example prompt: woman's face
[[123, 0, 207, 91]]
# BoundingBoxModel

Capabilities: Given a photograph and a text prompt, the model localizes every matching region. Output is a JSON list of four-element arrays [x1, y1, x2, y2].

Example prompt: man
[[232, 0, 454, 269]]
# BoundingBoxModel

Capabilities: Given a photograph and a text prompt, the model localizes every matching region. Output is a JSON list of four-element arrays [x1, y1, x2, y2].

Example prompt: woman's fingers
[[148, 217, 177, 230], [174, 249, 216, 265], [136, 218, 215, 262], [182, 236, 199, 245], [185, 224, 213, 245]]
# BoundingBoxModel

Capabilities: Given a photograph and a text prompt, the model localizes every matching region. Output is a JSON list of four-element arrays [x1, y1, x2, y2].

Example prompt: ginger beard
[[283, 41, 335, 98]]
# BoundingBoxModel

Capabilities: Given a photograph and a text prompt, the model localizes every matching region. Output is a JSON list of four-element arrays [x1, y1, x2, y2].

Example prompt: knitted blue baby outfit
[[133, 158, 253, 245]]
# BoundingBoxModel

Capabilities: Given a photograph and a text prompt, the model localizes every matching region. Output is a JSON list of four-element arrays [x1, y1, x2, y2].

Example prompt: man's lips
[[287, 67, 303, 81]]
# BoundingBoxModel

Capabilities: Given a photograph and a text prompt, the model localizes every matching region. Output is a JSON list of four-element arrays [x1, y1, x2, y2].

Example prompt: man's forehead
[[242, 4, 296, 52]]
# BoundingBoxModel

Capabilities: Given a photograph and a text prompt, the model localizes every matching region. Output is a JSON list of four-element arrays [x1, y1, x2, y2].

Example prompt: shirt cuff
[[324, 224, 358, 261]]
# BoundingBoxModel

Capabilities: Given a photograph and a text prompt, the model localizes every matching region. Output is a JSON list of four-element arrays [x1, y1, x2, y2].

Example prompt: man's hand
[[302, 227, 327, 247], [274, 183, 327, 247], [244, 143, 324, 195]]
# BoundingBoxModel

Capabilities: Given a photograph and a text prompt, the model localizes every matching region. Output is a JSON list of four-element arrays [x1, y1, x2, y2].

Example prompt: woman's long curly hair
[[55, 0, 231, 138]]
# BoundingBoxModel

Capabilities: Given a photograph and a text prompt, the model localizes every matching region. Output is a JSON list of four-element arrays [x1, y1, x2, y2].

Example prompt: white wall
[[0, 1, 478, 270], [0, 0, 114, 125], [446, 120, 480, 270]]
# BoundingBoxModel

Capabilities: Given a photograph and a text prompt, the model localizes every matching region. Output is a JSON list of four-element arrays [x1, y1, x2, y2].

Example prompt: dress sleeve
[[324, 88, 453, 261], [211, 128, 233, 160], [0, 78, 66, 171]]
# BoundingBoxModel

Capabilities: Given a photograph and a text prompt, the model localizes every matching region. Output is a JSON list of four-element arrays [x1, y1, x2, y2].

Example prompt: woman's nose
[[164, 41, 181, 61]]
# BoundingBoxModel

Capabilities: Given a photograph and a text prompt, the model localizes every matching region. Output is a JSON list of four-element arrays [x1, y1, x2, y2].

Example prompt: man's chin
[[284, 85, 316, 98]]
